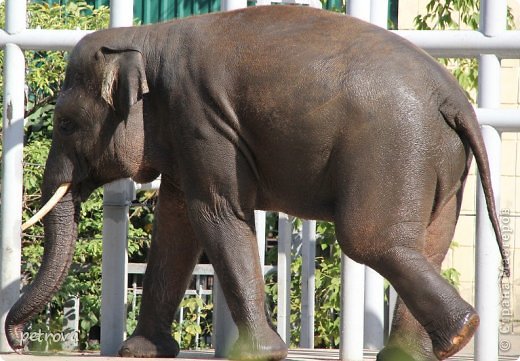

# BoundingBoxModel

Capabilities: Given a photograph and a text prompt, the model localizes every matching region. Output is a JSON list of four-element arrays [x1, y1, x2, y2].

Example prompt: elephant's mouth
[[75, 178, 100, 202]]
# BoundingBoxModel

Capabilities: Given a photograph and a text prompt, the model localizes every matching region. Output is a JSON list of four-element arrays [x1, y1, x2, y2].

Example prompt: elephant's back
[[173, 5, 456, 109]]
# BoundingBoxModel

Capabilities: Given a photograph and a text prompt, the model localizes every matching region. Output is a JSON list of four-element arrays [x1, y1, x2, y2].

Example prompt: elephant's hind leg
[[335, 190, 476, 361], [422, 192, 478, 360], [119, 179, 202, 358], [377, 193, 475, 361]]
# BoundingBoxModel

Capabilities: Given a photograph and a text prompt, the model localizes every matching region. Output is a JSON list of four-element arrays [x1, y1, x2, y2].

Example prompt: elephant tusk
[[21, 183, 71, 231]]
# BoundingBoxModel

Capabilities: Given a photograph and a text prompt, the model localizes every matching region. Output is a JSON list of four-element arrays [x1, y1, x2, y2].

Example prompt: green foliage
[[126, 292, 213, 349], [414, 0, 479, 30], [265, 219, 342, 348], [174, 296, 213, 349], [0, 2, 111, 138], [440, 241, 461, 289], [414, 0, 515, 102], [414, 0, 515, 31], [28, 1, 111, 30], [126, 293, 140, 337], [442, 267, 461, 288], [264, 217, 461, 348]]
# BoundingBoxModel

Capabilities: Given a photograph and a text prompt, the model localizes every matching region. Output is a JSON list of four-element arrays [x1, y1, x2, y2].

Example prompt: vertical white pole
[[340, 255, 365, 361], [475, 126, 501, 361], [363, 267, 384, 350], [210, 220, 230, 341], [387, 286, 398, 337], [100, 1, 134, 355], [213, 277, 238, 357], [109, 0, 134, 28], [212, 0, 248, 354], [101, 179, 134, 355], [300, 220, 316, 349], [62, 296, 80, 351], [0, 0, 26, 353], [256, 211, 267, 267], [370, 0, 388, 28], [221, 0, 247, 11], [346, 0, 370, 21], [363, 1, 386, 351], [475, 1, 505, 361], [339, 2, 370, 359], [213, 211, 266, 357], [480, 0, 506, 38], [5, 0, 26, 32], [277, 213, 292, 344]]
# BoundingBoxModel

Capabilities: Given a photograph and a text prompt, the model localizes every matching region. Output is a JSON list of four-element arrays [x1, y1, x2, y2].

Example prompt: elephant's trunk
[[5, 185, 79, 352]]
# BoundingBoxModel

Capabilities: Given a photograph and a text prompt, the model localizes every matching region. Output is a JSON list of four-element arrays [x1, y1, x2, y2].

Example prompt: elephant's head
[[5, 34, 158, 351]]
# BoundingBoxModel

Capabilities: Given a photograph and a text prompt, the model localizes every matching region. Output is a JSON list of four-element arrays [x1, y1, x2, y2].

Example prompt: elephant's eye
[[58, 118, 75, 135]]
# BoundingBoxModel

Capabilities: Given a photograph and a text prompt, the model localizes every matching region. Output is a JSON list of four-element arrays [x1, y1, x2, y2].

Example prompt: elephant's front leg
[[188, 200, 287, 361], [119, 180, 202, 357]]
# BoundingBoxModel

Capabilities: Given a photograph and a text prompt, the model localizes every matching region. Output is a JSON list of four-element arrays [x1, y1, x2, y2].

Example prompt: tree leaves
[[414, 0, 515, 103]]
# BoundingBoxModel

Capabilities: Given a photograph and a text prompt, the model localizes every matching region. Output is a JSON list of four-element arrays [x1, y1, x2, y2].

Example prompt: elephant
[[5, 5, 509, 361]]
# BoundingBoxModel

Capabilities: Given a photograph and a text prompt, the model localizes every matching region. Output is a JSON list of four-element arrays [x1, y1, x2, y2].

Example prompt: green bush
[[265, 220, 342, 348]]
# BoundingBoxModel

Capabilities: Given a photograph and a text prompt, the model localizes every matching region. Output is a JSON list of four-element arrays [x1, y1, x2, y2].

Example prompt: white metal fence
[[1, 0, 519, 360]]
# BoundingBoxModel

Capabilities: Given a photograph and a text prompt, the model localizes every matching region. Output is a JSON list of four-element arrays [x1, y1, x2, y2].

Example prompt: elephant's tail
[[440, 99, 510, 278]]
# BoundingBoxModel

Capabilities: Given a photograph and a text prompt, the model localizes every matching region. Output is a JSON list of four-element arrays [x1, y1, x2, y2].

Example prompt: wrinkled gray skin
[[6, 6, 508, 361]]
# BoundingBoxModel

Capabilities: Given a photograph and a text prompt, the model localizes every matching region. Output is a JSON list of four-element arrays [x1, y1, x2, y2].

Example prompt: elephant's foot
[[229, 327, 288, 361], [377, 347, 425, 361], [118, 334, 179, 358], [377, 346, 437, 361], [427, 309, 479, 360]]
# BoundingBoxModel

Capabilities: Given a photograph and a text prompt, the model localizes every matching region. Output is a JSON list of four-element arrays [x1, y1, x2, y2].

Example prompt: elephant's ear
[[98, 47, 149, 120]]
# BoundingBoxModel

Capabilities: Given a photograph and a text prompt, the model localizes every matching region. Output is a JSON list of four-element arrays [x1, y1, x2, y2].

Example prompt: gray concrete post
[[339, 1, 369, 359], [340, 255, 365, 361], [99, 1, 134, 355], [100, 179, 134, 355], [364, 267, 385, 350], [62, 296, 80, 351], [212, 0, 248, 355], [300, 220, 316, 349], [364, 1, 387, 351], [214, 211, 266, 357], [277, 213, 292, 344]]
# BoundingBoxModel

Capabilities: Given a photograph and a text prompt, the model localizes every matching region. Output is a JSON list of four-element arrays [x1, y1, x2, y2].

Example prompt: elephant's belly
[[255, 182, 336, 222]]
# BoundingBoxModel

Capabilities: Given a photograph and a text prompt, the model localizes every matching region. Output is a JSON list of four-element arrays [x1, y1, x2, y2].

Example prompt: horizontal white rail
[[394, 30, 520, 58], [476, 108, 520, 131], [133, 178, 162, 192], [127, 262, 276, 276], [2, 27, 520, 61], [0, 29, 93, 51]]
